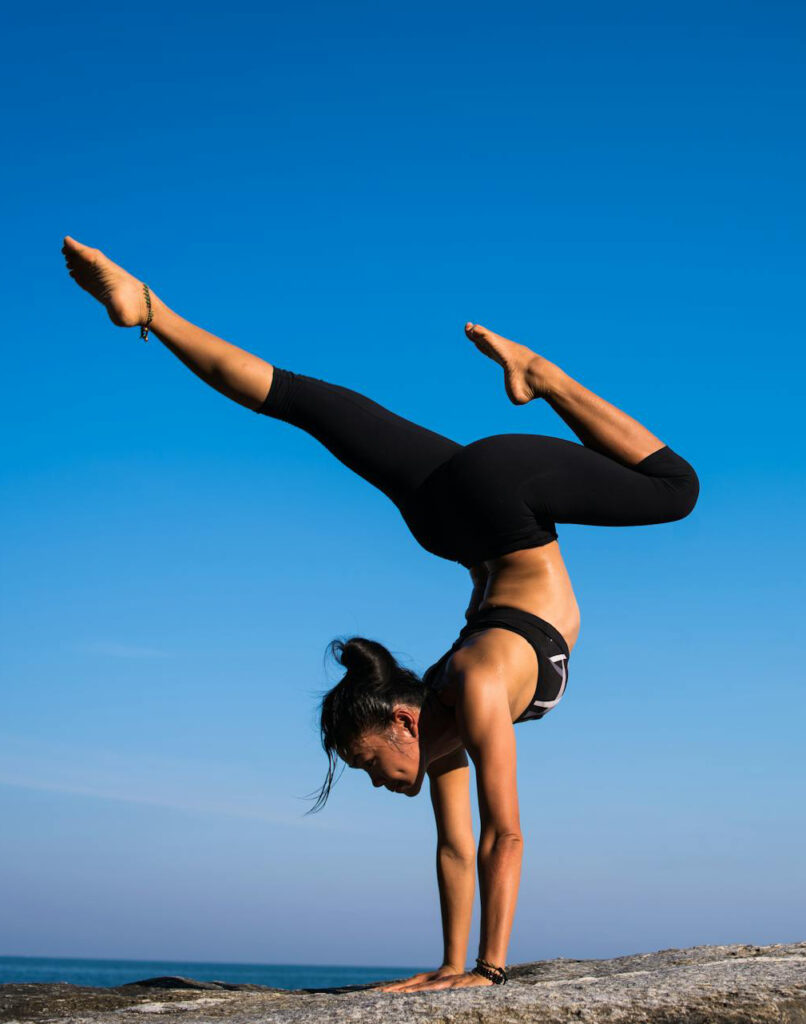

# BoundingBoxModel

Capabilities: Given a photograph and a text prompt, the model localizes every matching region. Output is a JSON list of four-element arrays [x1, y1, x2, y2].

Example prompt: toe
[[63, 236, 95, 258]]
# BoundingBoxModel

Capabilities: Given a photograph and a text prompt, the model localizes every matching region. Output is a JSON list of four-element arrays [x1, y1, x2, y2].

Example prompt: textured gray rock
[[1, 942, 804, 1024]]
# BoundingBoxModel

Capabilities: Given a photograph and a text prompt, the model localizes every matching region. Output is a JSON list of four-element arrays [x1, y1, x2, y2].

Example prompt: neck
[[418, 693, 462, 771]]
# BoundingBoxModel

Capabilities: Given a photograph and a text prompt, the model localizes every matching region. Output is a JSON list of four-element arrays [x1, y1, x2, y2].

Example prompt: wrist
[[478, 951, 507, 965], [440, 961, 465, 973]]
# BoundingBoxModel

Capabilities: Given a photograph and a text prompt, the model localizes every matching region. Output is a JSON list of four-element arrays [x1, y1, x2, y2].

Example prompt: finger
[[407, 980, 447, 992], [385, 973, 433, 990]]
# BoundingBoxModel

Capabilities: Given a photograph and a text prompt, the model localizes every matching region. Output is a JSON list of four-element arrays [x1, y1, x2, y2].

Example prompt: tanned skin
[[61, 236, 667, 991]]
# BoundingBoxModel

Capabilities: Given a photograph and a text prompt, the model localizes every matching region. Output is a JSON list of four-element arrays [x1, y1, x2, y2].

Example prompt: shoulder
[[448, 628, 536, 684]]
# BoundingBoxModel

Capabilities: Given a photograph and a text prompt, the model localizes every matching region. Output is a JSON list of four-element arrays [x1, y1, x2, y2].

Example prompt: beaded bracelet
[[472, 957, 508, 985], [140, 283, 153, 343]]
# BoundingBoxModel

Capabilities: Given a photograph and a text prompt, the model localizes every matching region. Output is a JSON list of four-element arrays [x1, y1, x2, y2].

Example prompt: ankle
[[144, 290, 169, 333], [526, 355, 564, 400]]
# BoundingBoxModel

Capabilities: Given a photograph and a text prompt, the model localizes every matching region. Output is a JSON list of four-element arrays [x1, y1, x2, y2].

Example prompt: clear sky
[[1, 0, 804, 969]]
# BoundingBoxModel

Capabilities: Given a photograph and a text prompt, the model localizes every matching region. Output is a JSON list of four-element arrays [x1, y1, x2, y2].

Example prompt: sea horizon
[[0, 955, 425, 991]]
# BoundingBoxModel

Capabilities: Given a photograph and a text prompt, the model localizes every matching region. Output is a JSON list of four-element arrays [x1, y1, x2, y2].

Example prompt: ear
[[393, 705, 420, 738]]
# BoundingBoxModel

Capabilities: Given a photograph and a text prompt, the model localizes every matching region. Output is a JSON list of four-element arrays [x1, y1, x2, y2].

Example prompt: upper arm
[[428, 748, 474, 855], [451, 654, 522, 839]]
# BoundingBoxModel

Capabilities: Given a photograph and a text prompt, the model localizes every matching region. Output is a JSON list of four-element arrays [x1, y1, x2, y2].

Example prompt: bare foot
[[464, 322, 556, 404], [61, 236, 150, 328]]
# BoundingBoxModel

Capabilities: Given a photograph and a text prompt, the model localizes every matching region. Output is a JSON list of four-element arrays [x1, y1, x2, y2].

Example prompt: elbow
[[481, 829, 523, 853], [494, 831, 523, 848], [438, 841, 476, 866], [478, 830, 524, 867]]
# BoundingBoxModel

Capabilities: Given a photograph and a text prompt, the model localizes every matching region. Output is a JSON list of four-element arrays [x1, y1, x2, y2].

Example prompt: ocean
[[0, 956, 422, 991]]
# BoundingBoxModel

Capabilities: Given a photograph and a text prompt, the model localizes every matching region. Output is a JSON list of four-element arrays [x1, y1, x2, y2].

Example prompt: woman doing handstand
[[61, 236, 699, 992]]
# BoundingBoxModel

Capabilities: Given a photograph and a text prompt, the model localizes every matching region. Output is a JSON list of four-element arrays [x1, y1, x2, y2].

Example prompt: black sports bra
[[422, 605, 571, 723]]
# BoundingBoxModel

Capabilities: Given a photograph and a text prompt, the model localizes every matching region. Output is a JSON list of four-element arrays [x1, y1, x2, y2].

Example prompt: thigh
[[513, 434, 697, 526], [258, 369, 462, 507], [398, 433, 698, 566], [444, 433, 696, 531]]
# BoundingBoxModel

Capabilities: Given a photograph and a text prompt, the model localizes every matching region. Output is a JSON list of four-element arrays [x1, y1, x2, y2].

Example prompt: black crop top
[[422, 605, 571, 723]]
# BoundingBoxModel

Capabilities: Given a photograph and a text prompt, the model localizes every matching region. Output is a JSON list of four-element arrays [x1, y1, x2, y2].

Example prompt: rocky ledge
[[1, 942, 804, 1024]]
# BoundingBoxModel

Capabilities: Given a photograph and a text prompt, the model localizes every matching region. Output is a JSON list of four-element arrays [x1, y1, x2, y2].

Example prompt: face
[[347, 707, 422, 796]]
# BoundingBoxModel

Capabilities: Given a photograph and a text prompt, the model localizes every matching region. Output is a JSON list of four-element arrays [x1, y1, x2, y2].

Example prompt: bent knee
[[666, 463, 700, 521]]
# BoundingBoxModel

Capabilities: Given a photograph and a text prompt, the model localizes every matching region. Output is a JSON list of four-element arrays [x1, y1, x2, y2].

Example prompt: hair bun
[[330, 636, 398, 684], [338, 638, 375, 673]]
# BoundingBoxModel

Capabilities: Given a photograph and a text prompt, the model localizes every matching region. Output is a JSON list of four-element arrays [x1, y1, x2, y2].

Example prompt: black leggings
[[257, 369, 699, 568]]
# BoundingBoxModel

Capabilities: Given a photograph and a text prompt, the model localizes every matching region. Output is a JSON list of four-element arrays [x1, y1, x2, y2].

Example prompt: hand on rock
[[378, 968, 493, 992], [375, 965, 466, 992]]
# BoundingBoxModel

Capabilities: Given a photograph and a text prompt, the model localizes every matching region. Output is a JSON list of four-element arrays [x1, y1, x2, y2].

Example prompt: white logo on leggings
[[531, 653, 568, 711]]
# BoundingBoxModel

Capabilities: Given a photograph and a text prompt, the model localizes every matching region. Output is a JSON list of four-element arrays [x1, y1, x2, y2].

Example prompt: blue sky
[[1, 0, 804, 968]]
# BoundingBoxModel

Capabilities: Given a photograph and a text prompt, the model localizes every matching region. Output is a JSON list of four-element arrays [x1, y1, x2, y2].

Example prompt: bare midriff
[[476, 541, 581, 652]]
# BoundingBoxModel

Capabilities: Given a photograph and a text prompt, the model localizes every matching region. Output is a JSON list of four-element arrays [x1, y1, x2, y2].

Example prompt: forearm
[[436, 845, 475, 970], [477, 831, 523, 966], [148, 292, 274, 411]]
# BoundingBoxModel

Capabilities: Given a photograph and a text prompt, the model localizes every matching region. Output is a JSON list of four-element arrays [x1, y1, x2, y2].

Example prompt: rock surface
[[1, 942, 804, 1024]]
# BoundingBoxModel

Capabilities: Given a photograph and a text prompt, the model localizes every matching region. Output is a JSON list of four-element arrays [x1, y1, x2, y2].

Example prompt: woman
[[61, 236, 699, 992]]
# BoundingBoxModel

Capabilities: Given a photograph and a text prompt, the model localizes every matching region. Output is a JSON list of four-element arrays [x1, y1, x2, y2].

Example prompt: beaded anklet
[[140, 282, 153, 342], [471, 957, 508, 985]]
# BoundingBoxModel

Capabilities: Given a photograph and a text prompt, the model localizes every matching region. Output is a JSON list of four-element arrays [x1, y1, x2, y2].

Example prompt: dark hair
[[308, 636, 425, 813]]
